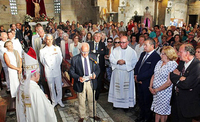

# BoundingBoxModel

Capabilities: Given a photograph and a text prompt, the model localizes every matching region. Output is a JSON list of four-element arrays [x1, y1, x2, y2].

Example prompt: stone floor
[[2, 83, 169, 122], [56, 98, 114, 122]]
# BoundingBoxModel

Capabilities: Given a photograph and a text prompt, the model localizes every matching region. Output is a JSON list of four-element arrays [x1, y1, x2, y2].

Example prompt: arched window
[[9, 0, 18, 15], [54, 0, 60, 13]]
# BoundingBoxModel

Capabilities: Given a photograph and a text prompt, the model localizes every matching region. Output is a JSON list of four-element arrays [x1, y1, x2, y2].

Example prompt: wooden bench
[[0, 97, 8, 122], [61, 60, 77, 101]]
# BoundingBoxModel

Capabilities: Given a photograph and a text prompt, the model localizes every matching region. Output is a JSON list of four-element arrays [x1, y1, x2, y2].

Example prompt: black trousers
[[171, 94, 192, 122], [95, 71, 104, 100], [137, 83, 153, 121]]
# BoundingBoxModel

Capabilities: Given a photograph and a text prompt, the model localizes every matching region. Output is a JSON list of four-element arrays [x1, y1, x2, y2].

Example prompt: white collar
[[184, 57, 194, 70]]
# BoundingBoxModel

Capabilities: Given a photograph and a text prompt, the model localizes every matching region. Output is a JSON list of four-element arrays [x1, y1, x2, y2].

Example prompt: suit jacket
[[15, 29, 23, 41], [69, 54, 100, 92], [55, 37, 61, 47], [88, 41, 106, 71], [33, 36, 45, 60], [134, 51, 161, 87], [170, 58, 200, 118]]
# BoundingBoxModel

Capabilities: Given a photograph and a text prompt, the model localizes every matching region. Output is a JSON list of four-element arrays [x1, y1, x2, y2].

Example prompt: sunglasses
[[107, 41, 113, 43], [114, 41, 120, 44]]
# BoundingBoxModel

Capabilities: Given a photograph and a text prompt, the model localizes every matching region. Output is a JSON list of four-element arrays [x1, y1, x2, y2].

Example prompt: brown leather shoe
[[78, 118, 84, 122], [90, 116, 101, 121]]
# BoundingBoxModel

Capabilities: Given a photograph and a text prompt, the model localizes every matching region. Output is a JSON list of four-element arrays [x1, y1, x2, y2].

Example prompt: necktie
[[41, 38, 45, 44], [95, 43, 98, 50], [182, 66, 185, 76], [141, 53, 149, 65], [84, 58, 89, 76], [138, 53, 149, 72]]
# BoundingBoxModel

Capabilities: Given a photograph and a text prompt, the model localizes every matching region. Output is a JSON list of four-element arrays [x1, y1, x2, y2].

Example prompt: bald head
[[81, 43, 90, 58], [120, 36, 129, 49]]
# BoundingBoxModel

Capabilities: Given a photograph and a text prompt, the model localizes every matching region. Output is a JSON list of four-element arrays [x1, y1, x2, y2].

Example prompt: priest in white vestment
[[16, 47, 57, 122], [108, 36, 137, 109]]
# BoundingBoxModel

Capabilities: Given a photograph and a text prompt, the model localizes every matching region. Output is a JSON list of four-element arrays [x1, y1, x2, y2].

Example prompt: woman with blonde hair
[[149, 46, 178, 122]]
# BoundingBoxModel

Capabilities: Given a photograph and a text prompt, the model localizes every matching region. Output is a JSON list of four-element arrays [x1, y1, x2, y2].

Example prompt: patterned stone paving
[[56, 99, 114, 122]]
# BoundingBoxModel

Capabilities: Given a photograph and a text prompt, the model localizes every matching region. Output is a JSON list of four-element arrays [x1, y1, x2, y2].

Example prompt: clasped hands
[[149, 87, 158, 95], [79, 73, 96, 83], [117, 59, 125, 65], [173, 69, 186, 81]]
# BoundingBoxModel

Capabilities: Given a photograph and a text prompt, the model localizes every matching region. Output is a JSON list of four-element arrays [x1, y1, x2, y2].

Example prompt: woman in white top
[[69, 34, 82, 58], [4, 41, 22, 98]]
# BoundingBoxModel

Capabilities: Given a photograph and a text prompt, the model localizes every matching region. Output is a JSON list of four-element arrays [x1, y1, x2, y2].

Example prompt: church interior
[[1, 0, 200, 122], [0, 0, 200, 29]]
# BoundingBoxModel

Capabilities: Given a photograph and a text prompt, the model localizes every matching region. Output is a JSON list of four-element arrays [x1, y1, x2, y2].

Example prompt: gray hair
[[82, 28, 88, 34], [183, 43, 195, 56], [63, 33, 69, 37], [45, 34, 53, 39]]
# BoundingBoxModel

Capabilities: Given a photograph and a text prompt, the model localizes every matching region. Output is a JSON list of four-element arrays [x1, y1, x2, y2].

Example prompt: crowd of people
[[1, 19, 200, 122]]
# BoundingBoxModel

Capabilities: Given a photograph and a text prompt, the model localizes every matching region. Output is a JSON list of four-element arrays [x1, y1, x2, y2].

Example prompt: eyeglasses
[[114, 41, 120, 44], [81, 51, 89, 54], [108, 41, 113, 43], [160, 53, 166, 56], [120, 41, 127, 44]]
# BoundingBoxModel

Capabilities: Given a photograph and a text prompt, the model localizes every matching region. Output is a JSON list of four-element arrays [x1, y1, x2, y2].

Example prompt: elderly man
[[16, 49, 57, 122], [134, 38, 161, 122], [186, 32, 197, 48], [69, 43, 100, 122], [88, 32, 106, 100], [32, 23, 42, 49], [40, 34, 64, 107], [170, 43, 200, 122], [81, 28, 88, 42], [55, 29, 64, 47], [108, 36, 137, 110], [0, 32, 10, 92], [118, 21, 126, 32], [33, 26, 46, 59]]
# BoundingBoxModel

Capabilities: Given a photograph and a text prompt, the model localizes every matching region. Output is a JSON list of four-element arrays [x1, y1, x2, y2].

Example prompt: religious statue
[[32, 0, 40, 17]]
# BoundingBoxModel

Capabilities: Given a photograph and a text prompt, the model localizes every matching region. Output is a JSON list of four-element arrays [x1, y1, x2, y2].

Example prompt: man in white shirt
[[40, 34, 64, 107]]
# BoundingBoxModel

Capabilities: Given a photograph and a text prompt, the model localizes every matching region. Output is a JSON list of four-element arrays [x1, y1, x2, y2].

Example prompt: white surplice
[[16, 80, 57, 122], [108, 46, 137, 108]]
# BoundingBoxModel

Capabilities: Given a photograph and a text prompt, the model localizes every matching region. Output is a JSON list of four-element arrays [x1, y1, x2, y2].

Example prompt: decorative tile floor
[[56, 99, 114, 122]]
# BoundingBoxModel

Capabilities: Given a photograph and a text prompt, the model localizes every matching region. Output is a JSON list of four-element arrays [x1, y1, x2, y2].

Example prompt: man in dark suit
[[55, 29, 63, 47], [134, 38, 161, 122], [88, 32, 106, 100], [170, 43, 200, 122], [69, 43, 101, 122], [12, 23, 28, 47]]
